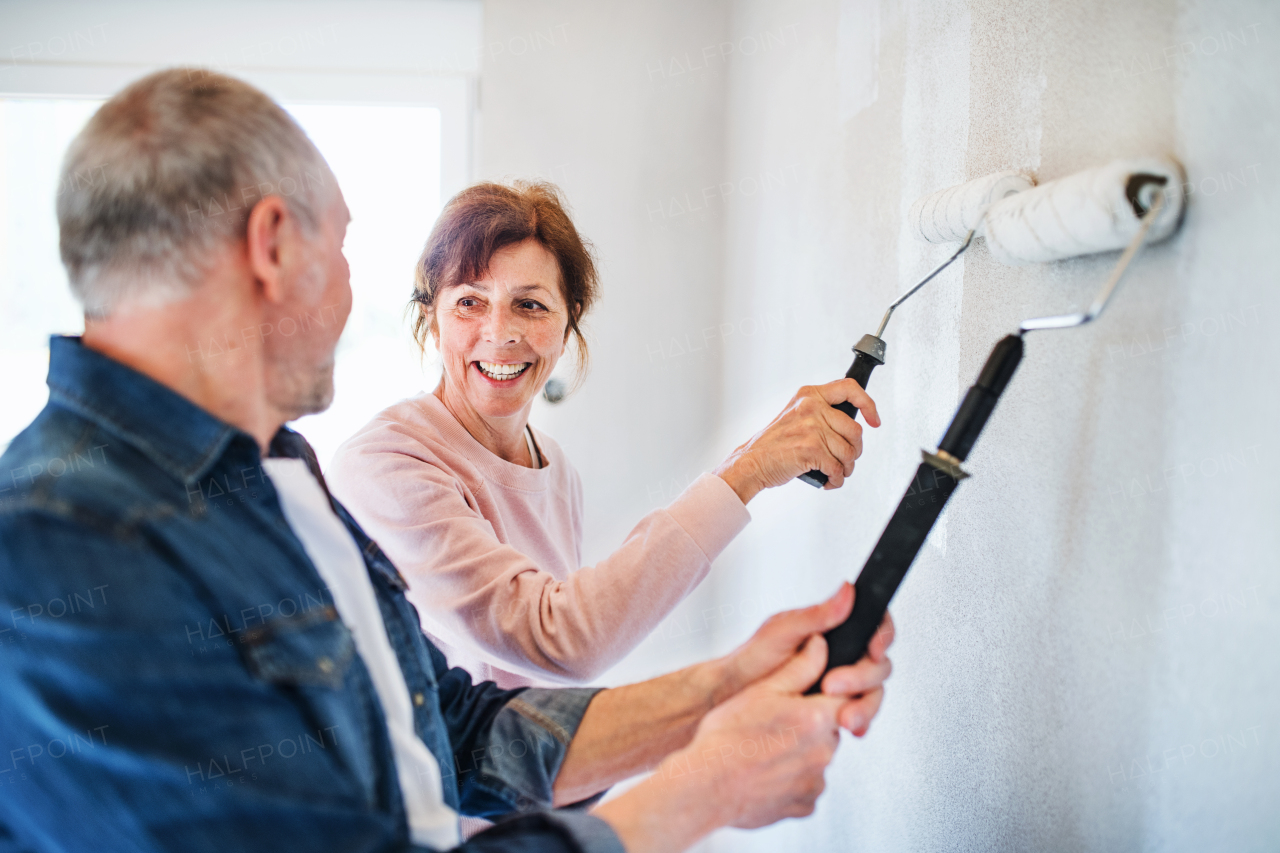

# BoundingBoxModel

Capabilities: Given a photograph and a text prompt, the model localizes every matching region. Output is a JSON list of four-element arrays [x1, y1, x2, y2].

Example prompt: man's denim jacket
[[0, 337, 624, 853]]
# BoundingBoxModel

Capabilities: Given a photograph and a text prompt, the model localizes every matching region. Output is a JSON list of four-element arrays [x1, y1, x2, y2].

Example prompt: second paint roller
[[798, 169, 1033, 487]]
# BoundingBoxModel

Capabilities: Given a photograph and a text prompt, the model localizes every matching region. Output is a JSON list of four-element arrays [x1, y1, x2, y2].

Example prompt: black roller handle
[[804, 459, 963, 694], [937, 334, 1023, 462], [805, 333, 1025, 694], [798, 334, 886, 488]]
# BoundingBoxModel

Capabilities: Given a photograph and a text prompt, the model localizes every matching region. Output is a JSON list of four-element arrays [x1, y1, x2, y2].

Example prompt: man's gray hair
[[57, 68, 335, 317]]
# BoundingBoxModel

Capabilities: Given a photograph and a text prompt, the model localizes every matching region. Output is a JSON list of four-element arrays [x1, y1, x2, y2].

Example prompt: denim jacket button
[[317, 656, 335, 674], [413, 692, 425, 707]]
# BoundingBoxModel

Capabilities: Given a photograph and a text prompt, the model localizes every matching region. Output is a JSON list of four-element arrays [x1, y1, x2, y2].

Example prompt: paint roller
[[799, 157, 1184, 486], [806, 157, 1186, 691], [798, 169, 1035, 487]]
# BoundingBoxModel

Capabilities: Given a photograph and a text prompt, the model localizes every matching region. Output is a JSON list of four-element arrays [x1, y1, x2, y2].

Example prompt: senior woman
[[327, 181, 879, 690]]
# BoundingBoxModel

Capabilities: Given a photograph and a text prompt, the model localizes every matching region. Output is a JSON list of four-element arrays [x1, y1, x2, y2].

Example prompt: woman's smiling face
[[433, 238, 569, 423]]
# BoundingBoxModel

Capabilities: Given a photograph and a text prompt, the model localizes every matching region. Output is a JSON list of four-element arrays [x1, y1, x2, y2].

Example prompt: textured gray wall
[[482, 0, 1280, 849], [710, 0, 1280, 850]]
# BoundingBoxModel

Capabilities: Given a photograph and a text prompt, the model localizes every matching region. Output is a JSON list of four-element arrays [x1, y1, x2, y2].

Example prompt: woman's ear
[[563, 302, 582, 346]]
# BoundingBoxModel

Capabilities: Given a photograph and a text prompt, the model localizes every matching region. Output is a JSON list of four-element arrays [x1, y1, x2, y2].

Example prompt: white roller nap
[[908, 170, 1035, 244], [981, 157, 1185, 265]]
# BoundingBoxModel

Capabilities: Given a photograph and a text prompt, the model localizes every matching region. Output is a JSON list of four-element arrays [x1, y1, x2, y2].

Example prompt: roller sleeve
[[908, 170, 1034, 244], [982, 157, 1185, 265]]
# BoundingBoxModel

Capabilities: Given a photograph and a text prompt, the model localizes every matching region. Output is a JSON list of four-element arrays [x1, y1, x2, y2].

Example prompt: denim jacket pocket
[[243, 606, 354, 689]]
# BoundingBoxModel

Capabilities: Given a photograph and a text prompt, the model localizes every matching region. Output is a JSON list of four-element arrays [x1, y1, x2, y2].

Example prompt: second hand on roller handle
[[797, 333, 886, 488]]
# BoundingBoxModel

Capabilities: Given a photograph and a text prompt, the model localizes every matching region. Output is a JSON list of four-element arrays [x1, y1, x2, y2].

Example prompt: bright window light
[[0, 99, 101, 452], [284, 103, 443, 466], [0, 99, 443, 462]]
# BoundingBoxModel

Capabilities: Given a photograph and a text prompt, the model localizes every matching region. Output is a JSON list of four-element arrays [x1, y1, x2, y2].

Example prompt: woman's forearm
[[445, 473, 749, 681], [552, 657, 737, 805], [333, 443, 750, 683]]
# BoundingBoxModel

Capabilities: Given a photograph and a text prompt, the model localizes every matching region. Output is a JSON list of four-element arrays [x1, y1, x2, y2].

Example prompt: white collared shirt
[[263, 458, 460, 850]]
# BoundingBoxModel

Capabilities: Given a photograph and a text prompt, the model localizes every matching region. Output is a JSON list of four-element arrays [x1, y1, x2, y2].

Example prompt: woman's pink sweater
[[326, 393, 751, 689]]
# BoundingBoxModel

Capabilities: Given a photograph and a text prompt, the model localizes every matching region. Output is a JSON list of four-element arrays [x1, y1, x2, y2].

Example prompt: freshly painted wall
[[709, 1, 1279, 850], [482, 0, 1280, 850]]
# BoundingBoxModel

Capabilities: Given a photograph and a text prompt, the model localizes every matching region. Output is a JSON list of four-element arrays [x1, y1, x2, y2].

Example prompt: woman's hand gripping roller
[[799, 170, 1033, 487]]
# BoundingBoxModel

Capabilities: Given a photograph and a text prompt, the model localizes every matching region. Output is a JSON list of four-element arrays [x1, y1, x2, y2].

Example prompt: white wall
[[482, 0, 1280, 850], [480, 0, 734, 681]]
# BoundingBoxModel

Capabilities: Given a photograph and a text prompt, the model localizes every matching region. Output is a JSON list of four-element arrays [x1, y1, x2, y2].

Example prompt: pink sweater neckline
[[414, 394, 554, 493]]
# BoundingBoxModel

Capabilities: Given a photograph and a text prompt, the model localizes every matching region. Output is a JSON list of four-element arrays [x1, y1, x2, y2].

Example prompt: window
[[0, 0, 479, 457], [0, 99, 444, 463], [0, 98, 100, 450], [283, 103, 442, 465]]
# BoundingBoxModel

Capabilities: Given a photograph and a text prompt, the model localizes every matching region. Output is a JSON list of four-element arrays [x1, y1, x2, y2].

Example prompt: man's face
[[262, 191, 353, 421]]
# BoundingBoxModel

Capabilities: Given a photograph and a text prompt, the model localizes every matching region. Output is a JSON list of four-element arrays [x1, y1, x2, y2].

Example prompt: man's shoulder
[[0, 401, 179, 539], [0, 405, 255, 633], [0, 434, 207, 639]]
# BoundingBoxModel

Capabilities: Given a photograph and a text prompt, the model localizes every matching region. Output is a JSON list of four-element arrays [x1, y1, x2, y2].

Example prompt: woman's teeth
[[478, 361, 531, 381]]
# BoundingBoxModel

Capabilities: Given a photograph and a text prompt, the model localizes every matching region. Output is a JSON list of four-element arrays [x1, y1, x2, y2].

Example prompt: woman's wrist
[[713, 456, 761, 506]]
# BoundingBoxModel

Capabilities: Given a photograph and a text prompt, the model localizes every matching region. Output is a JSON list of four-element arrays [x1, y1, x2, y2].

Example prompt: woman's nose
[[482, 303, 521, 343]]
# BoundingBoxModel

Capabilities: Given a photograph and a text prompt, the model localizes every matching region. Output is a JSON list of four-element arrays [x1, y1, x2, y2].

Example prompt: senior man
[[0, 69, 894, 853]]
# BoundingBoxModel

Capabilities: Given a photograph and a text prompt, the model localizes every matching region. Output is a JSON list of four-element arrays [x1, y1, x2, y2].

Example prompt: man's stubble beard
[[267, 344, 337, 422], [267, 260, 340, 421], [293, 355, 336, 418]]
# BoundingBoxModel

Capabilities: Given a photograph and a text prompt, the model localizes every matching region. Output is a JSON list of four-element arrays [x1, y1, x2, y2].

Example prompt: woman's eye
[[458, 298, 478, 307], [520, 300, 546, 311]]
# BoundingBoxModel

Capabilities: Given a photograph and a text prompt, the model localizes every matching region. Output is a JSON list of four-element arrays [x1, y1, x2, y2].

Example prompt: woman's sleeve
[[329, 443, 750, 684]]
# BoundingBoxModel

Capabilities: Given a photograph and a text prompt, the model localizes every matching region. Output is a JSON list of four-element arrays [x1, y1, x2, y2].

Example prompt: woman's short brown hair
[[411, 180, 599, 380]]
